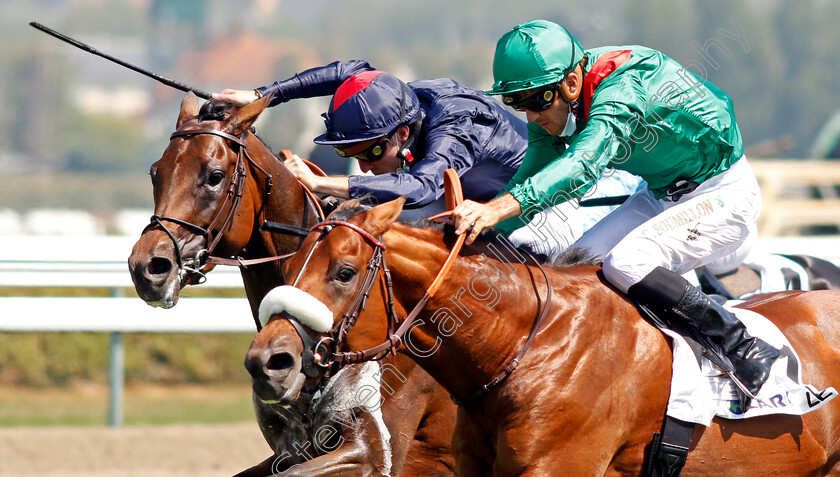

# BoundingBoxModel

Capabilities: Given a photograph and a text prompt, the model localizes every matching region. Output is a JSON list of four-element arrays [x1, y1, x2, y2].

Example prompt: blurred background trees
[[2, 0, 840, 177]]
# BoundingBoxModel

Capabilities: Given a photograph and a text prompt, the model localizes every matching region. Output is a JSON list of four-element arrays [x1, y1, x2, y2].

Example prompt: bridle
[[145, 125, 321, 285], [286, 219, 398, 367], [284, 216, 553, 404]]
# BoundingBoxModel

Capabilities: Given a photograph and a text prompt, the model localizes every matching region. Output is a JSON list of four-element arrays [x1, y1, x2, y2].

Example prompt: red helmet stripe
[[332, 70, 386, 111]]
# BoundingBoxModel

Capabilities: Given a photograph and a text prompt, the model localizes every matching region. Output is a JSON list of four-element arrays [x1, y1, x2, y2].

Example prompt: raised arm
[[212, 60, 375, 107]]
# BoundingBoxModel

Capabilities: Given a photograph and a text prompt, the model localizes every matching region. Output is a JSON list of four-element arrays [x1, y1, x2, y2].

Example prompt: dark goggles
[[335, 136, 390, 162], [502, 85, 558, 112]]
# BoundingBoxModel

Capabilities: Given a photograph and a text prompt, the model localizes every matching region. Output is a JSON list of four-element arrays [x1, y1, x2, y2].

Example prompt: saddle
[[633, 288, 735, 477], [697, 265, 761, 299], [638, 277, 838, 477], [696, 252, 839, 300]]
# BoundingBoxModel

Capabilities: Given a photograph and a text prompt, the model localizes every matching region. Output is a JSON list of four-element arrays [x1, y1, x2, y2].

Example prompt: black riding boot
[[628, 266, 781, 401]]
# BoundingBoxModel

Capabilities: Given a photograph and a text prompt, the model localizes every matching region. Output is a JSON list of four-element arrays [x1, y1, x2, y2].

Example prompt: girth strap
[[644, 415, 695, 477]]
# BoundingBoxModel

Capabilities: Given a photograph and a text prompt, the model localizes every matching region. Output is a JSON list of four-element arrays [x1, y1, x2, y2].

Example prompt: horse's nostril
[[148, 257, 173, 276], [266, 352, 294, 371]]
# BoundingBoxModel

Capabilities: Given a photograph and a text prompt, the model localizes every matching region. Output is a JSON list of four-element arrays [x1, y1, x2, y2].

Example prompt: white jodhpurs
[[507, 169, 642, 262], [571, 157, 762, 293]]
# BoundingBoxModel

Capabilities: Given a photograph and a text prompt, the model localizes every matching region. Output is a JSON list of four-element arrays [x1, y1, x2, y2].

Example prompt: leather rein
[[145, 126, 324, 284], [288, 215, 553, 405]]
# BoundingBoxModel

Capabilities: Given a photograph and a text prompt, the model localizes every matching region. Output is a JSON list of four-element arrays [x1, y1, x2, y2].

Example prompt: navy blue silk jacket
[[258, 60, 528, 208]]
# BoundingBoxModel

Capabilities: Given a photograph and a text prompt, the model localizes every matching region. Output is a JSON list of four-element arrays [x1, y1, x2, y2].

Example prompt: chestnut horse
[[127, 93, 455, 476], [274, 197, 840, 476]]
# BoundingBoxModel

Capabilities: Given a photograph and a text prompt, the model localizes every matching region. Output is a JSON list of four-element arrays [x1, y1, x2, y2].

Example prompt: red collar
[[582, 50, 632, 121]]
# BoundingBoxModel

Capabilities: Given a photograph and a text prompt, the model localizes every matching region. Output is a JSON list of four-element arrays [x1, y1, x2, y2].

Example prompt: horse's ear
[[176, 92, 199, 129], [225, 93, 273, 136], [362, 197, 406, 236]]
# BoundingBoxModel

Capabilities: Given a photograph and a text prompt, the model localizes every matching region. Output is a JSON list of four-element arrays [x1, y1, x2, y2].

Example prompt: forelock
[[197, 100, 234, 122]]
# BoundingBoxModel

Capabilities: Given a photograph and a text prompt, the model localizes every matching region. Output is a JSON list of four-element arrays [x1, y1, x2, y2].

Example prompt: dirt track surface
[[0, 423, 270, 477]]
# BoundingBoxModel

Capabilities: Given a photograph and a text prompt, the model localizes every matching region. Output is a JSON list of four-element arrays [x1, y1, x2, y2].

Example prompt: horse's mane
[[329, 203, 372, 221], [551, 247, 599, 267], [331, 202, 599, 268]]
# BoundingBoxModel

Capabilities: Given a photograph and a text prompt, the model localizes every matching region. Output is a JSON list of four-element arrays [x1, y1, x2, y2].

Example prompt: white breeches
[[572, 157, 762, 293]]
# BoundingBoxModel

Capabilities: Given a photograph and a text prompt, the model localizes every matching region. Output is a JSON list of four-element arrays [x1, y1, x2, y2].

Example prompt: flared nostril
[[266, 352, 294, 371], [244, 351, 294, 379], [244, 353, 267, 379], [148, 256, 173, 276]]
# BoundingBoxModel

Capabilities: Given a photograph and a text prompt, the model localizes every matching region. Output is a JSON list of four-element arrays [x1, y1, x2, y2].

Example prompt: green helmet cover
[[487, 20, 585, 96]]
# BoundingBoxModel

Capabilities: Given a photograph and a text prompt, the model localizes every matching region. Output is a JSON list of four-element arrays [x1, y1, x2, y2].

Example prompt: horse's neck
[[385, 225, 559, 398], [386, 227, 642, 401], [246, 136, 317, 253], [239, 136, 319, 316]]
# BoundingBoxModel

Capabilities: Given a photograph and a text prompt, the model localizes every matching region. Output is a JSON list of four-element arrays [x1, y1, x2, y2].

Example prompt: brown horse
[[128, 92, 318, 323], [274, 197, 840, 476], [127, 93, 456, 476]]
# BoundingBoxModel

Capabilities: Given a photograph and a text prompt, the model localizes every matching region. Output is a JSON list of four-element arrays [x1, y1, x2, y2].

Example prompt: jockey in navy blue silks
[[255, 60, 528, 210], [212, 60, 641, 258]]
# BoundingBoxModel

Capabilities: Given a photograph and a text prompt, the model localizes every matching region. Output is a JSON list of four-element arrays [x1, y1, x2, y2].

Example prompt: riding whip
[[579, 194, 630, 207], [29, 21, 212, 99]]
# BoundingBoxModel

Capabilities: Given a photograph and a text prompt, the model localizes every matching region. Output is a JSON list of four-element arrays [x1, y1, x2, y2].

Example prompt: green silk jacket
[[498, 45, 744, 234]]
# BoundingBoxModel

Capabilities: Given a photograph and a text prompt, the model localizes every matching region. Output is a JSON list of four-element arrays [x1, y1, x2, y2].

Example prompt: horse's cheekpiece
[[287, 218, 399, 367]]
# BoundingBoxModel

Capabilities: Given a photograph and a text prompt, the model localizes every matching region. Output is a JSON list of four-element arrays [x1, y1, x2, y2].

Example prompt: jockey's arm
[[451, 117, 626, 245], [302, 176, 351, 199], [284, 154, 351, 199], [256, 60, 374, 106], [212, 60, 375, 107]]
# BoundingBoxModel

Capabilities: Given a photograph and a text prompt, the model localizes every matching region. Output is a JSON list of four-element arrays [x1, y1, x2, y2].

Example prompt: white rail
[[0, 235, 255, 427], [0, 235, 244, 288], [1, 234, 838, 428], [0, 296, 254, 333], [752, 236, 840, 265]]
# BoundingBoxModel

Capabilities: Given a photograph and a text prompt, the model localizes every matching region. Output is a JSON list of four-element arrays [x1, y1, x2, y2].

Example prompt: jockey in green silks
[[450, 19, 779, 408]]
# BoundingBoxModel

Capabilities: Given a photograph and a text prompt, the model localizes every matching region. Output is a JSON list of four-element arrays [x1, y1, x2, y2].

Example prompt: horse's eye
[[208, 171, 225, 186], [335, 267, 356, 283]]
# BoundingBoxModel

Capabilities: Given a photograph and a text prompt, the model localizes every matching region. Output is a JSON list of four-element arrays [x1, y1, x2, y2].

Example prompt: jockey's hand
[[451, 194, 522, 245], [284, 154, 316, 189], [452, 200, 498, 245], [211, 89, 259, 107]]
